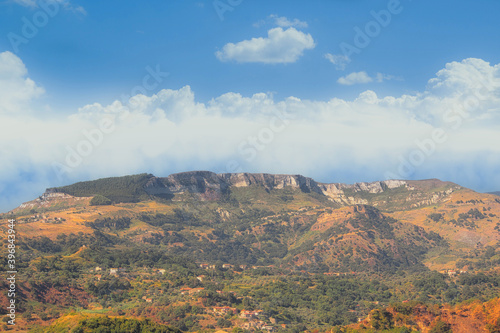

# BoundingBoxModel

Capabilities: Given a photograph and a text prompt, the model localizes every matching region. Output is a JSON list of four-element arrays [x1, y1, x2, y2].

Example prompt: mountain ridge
[[30, 171, 463, 213], [4, 170, 499, 273]]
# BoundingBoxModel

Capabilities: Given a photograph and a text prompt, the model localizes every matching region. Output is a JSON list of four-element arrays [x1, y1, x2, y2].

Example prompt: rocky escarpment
[[13, 192, 87, 213], [144, 171, 231, 198], [29, 171, 461, 212], [141, 171, 460, 208], [142, 171, 408, 199]]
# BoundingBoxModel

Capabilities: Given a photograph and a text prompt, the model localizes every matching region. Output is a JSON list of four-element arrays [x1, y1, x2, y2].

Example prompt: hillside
[[4, 172, 500, 271], [340, 297, 500, 333], [1, 172, 466, 269], [2, 171, 500, 332]]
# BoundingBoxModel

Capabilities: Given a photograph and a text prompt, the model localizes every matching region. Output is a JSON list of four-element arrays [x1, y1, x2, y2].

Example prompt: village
[[87, 264, 287, 332]]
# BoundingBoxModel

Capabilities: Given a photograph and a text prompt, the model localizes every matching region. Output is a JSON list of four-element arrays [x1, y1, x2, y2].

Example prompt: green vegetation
[[72, 317, 180, 333], [90, 194, 112, 206], [14, 225, 500, 333], [85, 217, 132, 231], [52, 173, 154, 203], [5, 173, 500, 332], [428, 213, 443, 222], [430, 320, 452, 333]]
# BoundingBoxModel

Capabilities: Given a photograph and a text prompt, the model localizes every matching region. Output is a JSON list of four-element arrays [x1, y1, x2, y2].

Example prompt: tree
[[371, 309, 393, 330], [430, 320, 452, 333], [90, 194, 112, 206]]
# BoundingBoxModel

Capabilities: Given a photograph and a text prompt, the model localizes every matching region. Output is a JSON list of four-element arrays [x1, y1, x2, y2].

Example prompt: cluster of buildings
[[211, 307, 276, 331], [90, 266, 168, 277], [199, 263, 276, 270], [17, 214, 66, 224], [439, 269, 468, 277], [323, 272, 353, 276], [212, 306, 238, 315], [87, 264, 283, 331]]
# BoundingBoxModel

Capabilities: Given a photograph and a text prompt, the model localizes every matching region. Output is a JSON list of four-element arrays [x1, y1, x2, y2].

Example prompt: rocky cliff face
[[140, 171, 459, 207], [142, 171, 404, 198], [30, 171, 460, 212], [144, 171, 230, 196]]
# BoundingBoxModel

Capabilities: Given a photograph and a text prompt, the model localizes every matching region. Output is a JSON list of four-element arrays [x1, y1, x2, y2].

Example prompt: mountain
[[42, 171, 461, 209], [2, 171, 500, 332], [489, 191, 500, 197], [5, 171, 500, 271]]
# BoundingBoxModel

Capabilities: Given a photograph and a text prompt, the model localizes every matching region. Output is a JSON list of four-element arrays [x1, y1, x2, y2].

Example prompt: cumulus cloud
[[324, 53, 351, 70], [0, 51, 44, 113], [1, 55, 500, 212], [216, 27, 315, 64], [337, 71, 398, 85], [428, 58, 500, 95]]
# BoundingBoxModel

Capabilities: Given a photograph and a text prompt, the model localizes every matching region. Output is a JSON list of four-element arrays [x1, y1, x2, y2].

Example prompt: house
[[110, 267, 126, 275], [197, 275, 205, 282], [158, 269, 166, 275], [222, 264, 233, 269], [199, 264, 209, 269], [145, 298, 153, 303], [239, 265, 247, 270], [440, 269, 459, 277], [95, 266, 102, 272]]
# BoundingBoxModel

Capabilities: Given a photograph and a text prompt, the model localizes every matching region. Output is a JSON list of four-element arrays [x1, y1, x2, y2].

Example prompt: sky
[[0, 0, 500, 212]]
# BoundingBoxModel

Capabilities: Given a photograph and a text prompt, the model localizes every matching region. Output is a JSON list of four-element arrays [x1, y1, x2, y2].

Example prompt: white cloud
[[337, 71, 398, 85], [0, 51, 44, 114], [337, 71, 373, 85], [375, 73, 399, 83], [1, 56, 500, 212], [216, 27, 315, 64], [324, 53, 351, 70], [271, 15, 308, 28], [428, 58, 500, 95]]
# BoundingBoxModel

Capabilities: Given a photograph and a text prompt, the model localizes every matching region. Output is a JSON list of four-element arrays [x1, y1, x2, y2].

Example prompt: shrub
[[90, 194, 112, 206]]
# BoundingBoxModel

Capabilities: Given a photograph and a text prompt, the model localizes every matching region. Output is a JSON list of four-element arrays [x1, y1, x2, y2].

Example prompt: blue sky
[[1, 0, 500, 212]]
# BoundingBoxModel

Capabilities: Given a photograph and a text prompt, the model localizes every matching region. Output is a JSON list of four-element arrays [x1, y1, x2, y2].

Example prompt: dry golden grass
[[0, 199, 179, 240], [388, 189, 500, 269]]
